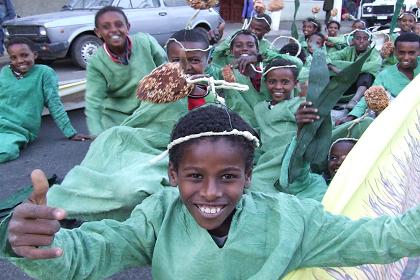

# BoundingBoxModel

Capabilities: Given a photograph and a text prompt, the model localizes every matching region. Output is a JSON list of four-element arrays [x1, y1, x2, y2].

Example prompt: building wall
[[14, 0, 67, 17]]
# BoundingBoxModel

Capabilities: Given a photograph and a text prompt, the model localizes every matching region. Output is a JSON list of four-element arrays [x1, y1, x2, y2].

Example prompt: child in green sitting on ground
[[0, 37, 89, 163], [2, 105, 420, 280]]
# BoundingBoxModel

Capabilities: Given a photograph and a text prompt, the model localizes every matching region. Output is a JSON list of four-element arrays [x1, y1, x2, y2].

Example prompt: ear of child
[[8, 169, 66, 259]]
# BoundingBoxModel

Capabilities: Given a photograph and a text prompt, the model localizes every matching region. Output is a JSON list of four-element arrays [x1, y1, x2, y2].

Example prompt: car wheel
[[71, 35, 103, 69]]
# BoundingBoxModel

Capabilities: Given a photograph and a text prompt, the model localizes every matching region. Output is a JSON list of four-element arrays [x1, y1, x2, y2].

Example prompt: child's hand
[[232, 55, 258, 75], [69, 134, 91, 141], [208, 21, 225, 45], [8, 169, 66, 259], [295, 101, 319, 135]]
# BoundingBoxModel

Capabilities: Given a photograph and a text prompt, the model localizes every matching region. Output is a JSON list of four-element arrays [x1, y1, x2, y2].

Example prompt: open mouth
[[273, 92, 285, 98], [195, 204, 225, 216]]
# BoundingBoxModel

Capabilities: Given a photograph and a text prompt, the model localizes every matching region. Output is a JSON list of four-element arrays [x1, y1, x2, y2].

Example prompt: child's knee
[[0, 135, 24, 163], [0, 147, 20, 163]]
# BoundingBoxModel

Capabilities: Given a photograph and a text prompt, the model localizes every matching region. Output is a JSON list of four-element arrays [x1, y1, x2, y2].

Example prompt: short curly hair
[[94, 6, 129, 28], [169, 105, 258, 172]]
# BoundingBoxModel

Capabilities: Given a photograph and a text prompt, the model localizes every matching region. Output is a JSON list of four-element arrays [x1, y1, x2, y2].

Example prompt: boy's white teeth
[[111, 35, 120, 39], [198, 205, 222, 214]]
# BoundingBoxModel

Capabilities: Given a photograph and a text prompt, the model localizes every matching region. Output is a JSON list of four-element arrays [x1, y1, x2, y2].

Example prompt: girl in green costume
[[325, 20, 346, 54], [85, 6, 167, 136], [252, 58, 327, 199], [3, 105, 420, 280], [0, 37, 89, 163], [210, 13, 274, 68]]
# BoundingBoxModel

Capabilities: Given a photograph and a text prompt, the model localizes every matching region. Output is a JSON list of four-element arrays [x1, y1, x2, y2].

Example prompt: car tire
[[71, 34, 103, 69]]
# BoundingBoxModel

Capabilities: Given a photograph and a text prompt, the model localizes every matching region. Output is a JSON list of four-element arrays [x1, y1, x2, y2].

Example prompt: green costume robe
[[2, 188, 420, 280], [211, 36, 273, 68], [251, 99, 327, 200], [326, 35, 347, 54], [0, 65, 77, 163], [223, 69, 270, 130], [350, 57, 420, 118], [328, 46, 382, 77], [85, 33, 167, 135], [47, 99, 190, 221]]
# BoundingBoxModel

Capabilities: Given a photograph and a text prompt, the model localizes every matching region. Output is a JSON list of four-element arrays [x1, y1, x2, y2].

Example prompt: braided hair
[[229, 29, 260, 52], [168, 28, 210, 50], [279, 43, 307, 64], [169, 105, 258, 171]]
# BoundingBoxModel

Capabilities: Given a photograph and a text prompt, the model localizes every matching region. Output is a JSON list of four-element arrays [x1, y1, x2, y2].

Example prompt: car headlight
[[4, 28, 9, 37], [39, 27, 47, 36], [367, 6, 373, 13]]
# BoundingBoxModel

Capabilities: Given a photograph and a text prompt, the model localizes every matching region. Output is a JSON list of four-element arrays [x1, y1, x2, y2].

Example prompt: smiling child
[[85, 6, 166, 136], [0, 37, 88, 163], [2, 105, 420, 280]]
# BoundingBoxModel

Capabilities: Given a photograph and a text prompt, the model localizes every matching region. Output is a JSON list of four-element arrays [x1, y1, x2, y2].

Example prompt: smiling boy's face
[[94, 11, 130, 53], [328, 141, 355, 177], [398, 15, 415, 33], [8, 43, 37, 74], [167, 41, 208, 75], [168, 138, 251, 237]]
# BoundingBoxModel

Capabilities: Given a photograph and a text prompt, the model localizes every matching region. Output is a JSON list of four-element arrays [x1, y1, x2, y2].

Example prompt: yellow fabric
[[284, 72, 420, 279]]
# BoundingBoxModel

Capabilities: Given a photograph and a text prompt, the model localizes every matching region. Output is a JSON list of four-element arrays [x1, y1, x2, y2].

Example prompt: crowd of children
[[0, 4, 419, 280]]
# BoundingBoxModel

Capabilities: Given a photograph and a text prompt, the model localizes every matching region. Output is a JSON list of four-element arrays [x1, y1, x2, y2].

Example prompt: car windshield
[[65, 0, 114, 9]]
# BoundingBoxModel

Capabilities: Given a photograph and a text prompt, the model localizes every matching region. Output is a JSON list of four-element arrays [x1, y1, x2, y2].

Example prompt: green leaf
[[291, 0, 300, 39], [288, 47, 374, 183], [389, 0, 405, 34]]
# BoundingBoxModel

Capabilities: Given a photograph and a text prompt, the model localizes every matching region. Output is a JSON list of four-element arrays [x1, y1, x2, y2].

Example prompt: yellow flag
[[284, 75, 420, 279]]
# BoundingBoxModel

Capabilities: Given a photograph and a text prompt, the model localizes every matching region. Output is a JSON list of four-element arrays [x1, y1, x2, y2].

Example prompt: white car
[[3, 0, 220, 68]]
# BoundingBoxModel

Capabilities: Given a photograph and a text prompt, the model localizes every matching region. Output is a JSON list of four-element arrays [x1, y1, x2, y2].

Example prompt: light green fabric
[[298, 54, 312, 82], [251, 98, 303, 191], [298, 35, 309, 55], [211, 36, 273, 68], [85, 33, 167, 135], [350, 57, 420, 118], [0, 65, 77, 162], [326, 35, 347, 54], [223, 70, 270, 130], [279, 137, 328, 201], [328, 46, 382, 76], [3, 188, 420, 280], [47, 98, 190, 221]]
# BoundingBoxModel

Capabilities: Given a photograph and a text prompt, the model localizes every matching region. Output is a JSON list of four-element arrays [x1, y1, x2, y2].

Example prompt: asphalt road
[[0, 109, 152, 280]]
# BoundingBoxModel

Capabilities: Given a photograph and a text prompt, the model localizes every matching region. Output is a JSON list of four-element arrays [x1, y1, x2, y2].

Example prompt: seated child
[[298, 32, 326, 84], [341, 33, 420, 123], [0, 37, 88, 163], [211, 13, 274, 68], [326, 138, 357, 183], [2, 105, 420, 280], [325, 20, 346, 54], [85, 6, 167, 136], [299, 17, 322, 55], [328, 29, 382, 110]]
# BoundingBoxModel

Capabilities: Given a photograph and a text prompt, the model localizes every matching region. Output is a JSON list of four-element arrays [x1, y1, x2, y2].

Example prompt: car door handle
[[159, 12, 167, 16]]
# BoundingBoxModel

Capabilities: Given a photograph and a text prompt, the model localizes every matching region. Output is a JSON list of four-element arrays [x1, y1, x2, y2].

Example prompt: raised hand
[[295, 101, 320, 135], [8, 169, 67, 259]]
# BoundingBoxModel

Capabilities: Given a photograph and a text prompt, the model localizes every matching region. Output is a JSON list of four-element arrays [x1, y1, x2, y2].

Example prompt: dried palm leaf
[[267, 0, 284, 11], [186, 0, 219, 9], [137, 62, 195, 103], [364, 86, 390, 113]]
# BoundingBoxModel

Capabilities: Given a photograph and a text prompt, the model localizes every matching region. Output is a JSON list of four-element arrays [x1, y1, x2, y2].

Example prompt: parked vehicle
[[359, 0, 419, 27], [3, 0, 220, 68]]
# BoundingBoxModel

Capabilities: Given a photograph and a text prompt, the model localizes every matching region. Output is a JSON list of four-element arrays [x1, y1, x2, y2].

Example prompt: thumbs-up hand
[[8, 169, 67, 259]]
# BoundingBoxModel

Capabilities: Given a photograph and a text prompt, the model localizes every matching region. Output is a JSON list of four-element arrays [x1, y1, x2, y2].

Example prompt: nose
[[200, 178, 222, 201], [337, 155, 347, 166]]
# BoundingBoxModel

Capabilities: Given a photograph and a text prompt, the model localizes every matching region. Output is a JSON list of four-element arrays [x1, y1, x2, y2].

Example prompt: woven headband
[[328, 137, 358, 158], [150, 129, 260, 164], [165, 38, 212, 52], [262, 65, 297, 76]]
